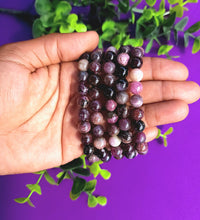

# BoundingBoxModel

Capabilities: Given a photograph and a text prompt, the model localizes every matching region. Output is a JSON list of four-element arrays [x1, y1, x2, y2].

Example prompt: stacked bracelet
[[77, 45, 148, 163]]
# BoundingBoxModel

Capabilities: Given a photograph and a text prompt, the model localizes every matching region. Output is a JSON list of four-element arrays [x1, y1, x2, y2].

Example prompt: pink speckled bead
[[106, 46, 117, 54], [109, 136, 121, 147], [103, 62, 116, 74], [117, 53, 130, 66], [78, 121, 91, 133], [90, 112, 104, 125], [94, 137, 107, 149], [106, 99, 117, 111], [129, 81, 143, 94], [129, 68, 143, 82], [130, 95, 143, 108], [78, 59, 89, 71], [88, 154, 100, 163]]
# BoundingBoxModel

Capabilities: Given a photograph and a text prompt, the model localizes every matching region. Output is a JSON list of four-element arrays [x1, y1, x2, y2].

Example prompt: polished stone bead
[[135, 142, 148, 155], [81, 133, 93, 145], [124, 148, 137, 159], [78, 59, 89, 71], [79, 108, 90, 121], [84, 144, 94, 155], [94, 147, 107, 158], [117, 105, 129, 118], [129, 68, 143, 82], [89, 61, 101, 73], [130, 95, 143, 108], [118, 45, 131, 54], [88, 154, 100, 163], [117, 53, 130, 66], [121, 143, 134, 153], [106, 46, 117, 54], [113, 153, 124, 160], [88, 74, 100, 86], [129, 81, 143, 94], [103, 87, 115, 99], [92, 125, 104, 137], [91, 50, 102, 62], [78, 121, 91, 133], [134, 120, 145, 132], [115, 66, 128, 78], [79, 71, 89, 82], [131, 108, 144, 121], [79, 82, 88, 95], [105, 99, 117, 111], [104, 74, 116, 86], [111, 146, 123, 157], [119, 131, 132, 143], [131, 47, 144, 58], [79, 52, 90, 61], [90, 112, 104, 125], [116, 91, 129, 105], [103, 62, 116, 74], [78, 96, 89, 108], [105, 51, 116, 62], [88, 87, 100, 100], [101, 150, 112, 162], [118, 118, 131, 131], [107, 124, 120, 136], [129, 57, 143, 69], [94, 137, 107, 149], [109, 135, 121, 147], [90, 100, 102, 111], [134, 132, 146, 143], [107, 112, 119, 124], [115, 78, 128, 91]]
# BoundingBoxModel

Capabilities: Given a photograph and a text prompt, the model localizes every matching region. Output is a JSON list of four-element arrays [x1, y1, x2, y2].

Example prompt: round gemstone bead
[[88, 74, 100, 86], [101, 150, 112, 162], [79, 108, 90, 121], [78, 96, 89, 108], [79, 52, 90, 61], [104, 74, 116, 86], [129, 68, 143, 82], [92, 125, 104, 137], [106, 46, 117, 54], [89, 61, 101, 73], [111, 146, 123, 157], [116, 91, 129, 105], [115, 78, 128, 91], [88, 154, 100, 163], [131, 47, 144, 58], [129, 81, 143, 94], [103, 62, 116, 74], [90, 100, 102, 111], [118, 118, 131, 131], [134, 120, 145, 132], [105, 51, 116, 62], [78, 59, 89, 71], [115, 66, 128, 78], [134, 132, 146, 143], [136, 142, 148, 155], [107, 124, 120, 136], [94, 137, 107, 149], [117, 53, 130, 66], [106, 99, 117, 111], [124, 148, 137, 159], [129, 57, 143, 69], [79, 71, 89, 82], [114, 153, 124, 160], [81, 133, 93, 145], [109, 136, 121, 147], [79, 82, 88, 95], [84, 144, 94, 155], [117, 105, 129, 118], [88, 87, 100, 100], [131, 108, 144, 121], [118, 45, 131, 54], [121, 143, 134, 153], [130, 95, 143, 108], [103, 87, 115, 99], [107, 112, 118, 124], [94, 148, 107, 158], [90, 112, 104, 125], [78, 121, 91, 133], [91, 50, 102, 62], [119, 131, 132, 143]]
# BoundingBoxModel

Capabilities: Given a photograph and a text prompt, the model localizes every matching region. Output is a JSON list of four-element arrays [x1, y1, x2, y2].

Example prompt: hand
[[0, 32, 199, 175]]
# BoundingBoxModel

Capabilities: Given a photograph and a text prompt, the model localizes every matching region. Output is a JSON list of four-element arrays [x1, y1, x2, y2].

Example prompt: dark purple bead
[[115, 78, 128, 91], [88, 87, 100, 100], [84, 144, 94, 155], [124, 148, 137, 159], [114, 153, 124, 160], [117, 105, 129, 118], [79, 108, 90, 121], [79, 52, 90, 61], [107, 112, 119, 124], [79, 82, 88, 95], [105, 51, 117, 62], [89, 61, 101, 73], [94, 148, 107, 159], [88, 74, 100, 86], [134, 120, 145, 132], [134, 132, 146, 143], [111, 146, 123, 157], [92, 125, 104, 137], [81, 133, 93, 145], [115, 66, 128, 78], [121, 143, 134, 153], [103, 62, 116, 74], [118, 45, 131, 54], [118, 118, 131, 131], [91, 50, 102, 62], [129, 57, 143, 69], [131, 108, 144, 121], [101, 150, 112, 162], [78, 96, 89, 108], [136, 142, 148, 155], [131, 47, 144, 58], [79, 71, 89, 82], [104, 74, 116, 86], [119, 131, 132, 144], [107, 124, 120, 136], [90, 100, 102, 112], [78, 121, 91, 133], [103, 87, 115, 99]]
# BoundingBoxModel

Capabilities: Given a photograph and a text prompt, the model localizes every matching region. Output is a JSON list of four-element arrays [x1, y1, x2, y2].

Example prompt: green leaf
[[168, 0, 179, 4], [187, 0, 198, 2], [145, 0, 156, 7], [35, 0, 52, 15], [164, 127, 174, 135], [192, 37, 200, 54], [59, 24, 74, 33], [84, 180, 97, 193], [175, 17, 188, 31], [101, 30, 116, 41], [56, 171, 71, 179], [170, 5, 184, 17], [153, 16, 160, 27], [44, 171, 58, 185], [158, 45, 173, 55], [14, 197, 29, 204], [163, 138, 168, 147], [87, 162, 100, 178], [186, 21, 200, 33], [57, 171, 67, 184], [34, 170, 45, 175], [70, 191, 81, 200], [123, 38, 143, 47], [55, 1, 72, 19], [97, 196, 107, 206], [73, 168, 90, 176], [131, 11, 135, 24], [40, 13, 54, 28], [72, 177, 86, 195], [75, 23, 87, 32], [159, 0, 165, 10], [143, 8, 154, 20], [145, 39, 154, 53], [27, 198, 35, 208], [60, 158, 83, 170], [111, 34, 122, 49], [118, 0, 130, 13], [80, 155, 87, 168], [67, 14, 78, 27], [184, 33, 189, 47], [164, 12, 176, 27], [156, 129, 161, 139], [32, 19, 45, 38], [88, 195, 98, 208], [26, 184, 42, 195], [100, 169, 111, 180], [102, 20, 116, 32]]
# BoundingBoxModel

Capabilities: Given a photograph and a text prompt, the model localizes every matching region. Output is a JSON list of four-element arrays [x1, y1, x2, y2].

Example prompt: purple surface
[[0, 1, 200, 220]]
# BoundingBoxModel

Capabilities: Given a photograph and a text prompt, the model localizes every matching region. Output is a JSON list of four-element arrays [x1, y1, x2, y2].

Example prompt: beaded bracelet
[[77, 45, 148, 163]]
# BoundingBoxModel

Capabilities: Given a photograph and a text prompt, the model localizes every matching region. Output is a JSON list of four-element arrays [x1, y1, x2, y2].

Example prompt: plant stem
[[36, 172, 45, 185], [68, 170, 75, 180], [163, 11, 170, 16]]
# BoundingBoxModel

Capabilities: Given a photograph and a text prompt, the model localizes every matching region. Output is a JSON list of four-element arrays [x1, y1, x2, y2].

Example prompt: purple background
[[0, 1, 200, 219]]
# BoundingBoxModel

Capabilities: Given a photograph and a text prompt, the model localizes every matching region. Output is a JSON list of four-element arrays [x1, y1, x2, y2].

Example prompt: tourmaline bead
[[78, 96, 89, 108], [117, 53, 130, 66], [134, 120, 145, 132], [79, 108, 90, 121], [130, 95, 143, 108], [105, 99, 117, 111], [115, 66, 128, 78], [131, 47, 144, 58], [136, 142, 148, 155], [88, 154, 100, 163], [115, 78, 128, 91], [78, 121, 91, 133], [90, 112, 104, 125], [103, 61, 116, 74], [118, 45, 131, 54], [118, 118, 131, 131], [121, 143, 134, 153], [131, 108, 144, 121], [129, 68, 143, 82], [91, 50, 102, 62], [124, 148, 137, 159], [79, 82, 88, 95], [78, 59, 89, 71], [107, 112, 118, 124], [92, 125, 104, 137], [106, 46, 117, 54], [105, 51, 116, 62], [107, 124, 120, 136], [88, 87, 100, 100], [117, 105, 129, 118], [119, 131, 132, 143], [90, 100, 102, 111], [104, 74, 116, 86], [103, 87, 115, 99], [109, 135, 121, 147], [88, 74, 100, 86], [94, 137, 107, 149], [79, 52, 90, 61], [89, 61, 101, 73], [116, 91, 129, 105], [81, 133, 92, 145], [111, 146, 123, 157], [129, 57, 143, 69], [129, 81, 143, 95], [79, 71, 89, 82], [84, 144, 94, 155], [101, 150, 112, 162], [94, 148, 107, 158], [114, 153, 124, 160], [134, 131, 146, 143]]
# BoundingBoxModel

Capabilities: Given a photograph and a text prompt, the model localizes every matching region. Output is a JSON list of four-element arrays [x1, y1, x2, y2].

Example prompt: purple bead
[[103, 62, 116, 74], [118, 45, 131, 54], [105, 51, 116, 62], [131, 108, 144, 121], [111, 146, 123, 157], [78, 121, 91, 133], [121, 143, 134, 153], [94, 137, 107, 149], [101, 150, 112, 162], [106, 46, 117, 54], [115, 66, 128, 78], [131, 47, 144, 58], [117, 53, 130, 66], [90, 112, 104, 125], [134, 132, 146, 143], [119, 131, 132, 143], [134, 120, 145, 132], [124, 148, 137, 159], [107, 112, 119, 124], [88, 154, 100, 163], [81, 133, 93, 145], [103, 86, 115, 99], [106, 99, 117, 111], [116, 91, 129, 105], [90, 100, 102, 112], [79, 108, 90, 121], [88, 74, 100, 86], [88, 87, 100, 100], [83, 144, 94, 155], [129, 57, 143, 69], [89, 61, 101, 73], [109, 136, 121, 147], [104, 74, 116, 86], [91, 50, 102, 62], [92, 125, 104, 137], [79, 52, 90, 61], [107, 124, 120, 136], [78, 96, 89, 108], [115, 78, 128, 91], [118, 118, 131, 131], [79, 82, 88, 95], [129, 82, 143, 95], [79, 71, 88, 82], [136, 142, 148, 155], [117, 105, 129, 118], [130, 95, 143, 108], [113, 153, 124, 160]]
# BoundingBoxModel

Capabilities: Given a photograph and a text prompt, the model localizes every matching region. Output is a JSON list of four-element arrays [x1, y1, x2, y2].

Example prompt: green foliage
[[156, 127, 174, 147], [158, 45, 173, 55], [192, 37, 200, 53]]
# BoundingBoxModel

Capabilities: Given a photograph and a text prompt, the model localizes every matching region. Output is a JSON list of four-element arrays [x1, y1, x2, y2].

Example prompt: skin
[[0, 31, 199, 175]]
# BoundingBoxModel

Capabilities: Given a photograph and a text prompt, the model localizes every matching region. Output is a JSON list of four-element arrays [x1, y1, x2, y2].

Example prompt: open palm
[[0, 32, 199, 175]]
